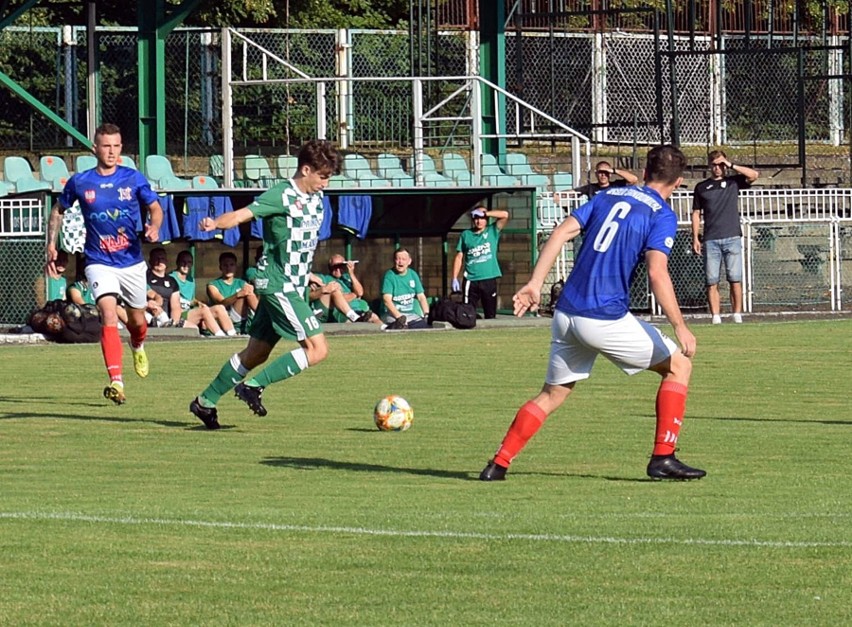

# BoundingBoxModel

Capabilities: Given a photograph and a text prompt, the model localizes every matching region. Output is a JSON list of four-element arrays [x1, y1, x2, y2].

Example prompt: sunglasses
[[595, 170, 611, 175]]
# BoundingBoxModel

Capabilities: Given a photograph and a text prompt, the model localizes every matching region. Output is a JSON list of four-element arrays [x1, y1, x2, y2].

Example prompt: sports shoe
[[356, 310, 374, 323], [646, 455, 706, 480], [385, 315, 407, 330], [234, 382, 267, 417], [190, 397, 220, 430], [103, 382, 126, 405], [131, 344, 149, 378], [711, 314, 722, 325], [732, 313, 743, 324], [479, 460, 508, 481]]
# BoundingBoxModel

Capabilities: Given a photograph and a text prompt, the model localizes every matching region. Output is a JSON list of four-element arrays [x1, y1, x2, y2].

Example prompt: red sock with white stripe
[[493, 401, 547, 468], [101, 325, 123, 384], [653, 381, 688, 456]]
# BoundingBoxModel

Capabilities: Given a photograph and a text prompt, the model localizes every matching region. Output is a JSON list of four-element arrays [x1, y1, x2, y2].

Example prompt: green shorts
[[250, 291, 323, 345]]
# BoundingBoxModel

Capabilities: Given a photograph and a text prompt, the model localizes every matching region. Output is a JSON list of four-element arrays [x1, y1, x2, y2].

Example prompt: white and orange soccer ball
[[373, 395, 414, 432]]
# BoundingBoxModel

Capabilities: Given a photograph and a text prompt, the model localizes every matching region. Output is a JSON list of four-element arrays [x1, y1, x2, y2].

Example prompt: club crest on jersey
[[118, 187, 132, 201], [84, 189, 96, 203]]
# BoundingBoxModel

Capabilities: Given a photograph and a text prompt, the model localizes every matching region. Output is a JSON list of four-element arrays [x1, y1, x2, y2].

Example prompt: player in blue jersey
[[45, 123, 164, 406], [480, 145, 705, 482]]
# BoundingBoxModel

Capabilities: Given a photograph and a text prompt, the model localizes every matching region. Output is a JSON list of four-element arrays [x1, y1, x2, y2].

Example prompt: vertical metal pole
[[798, 47, 806, 185], [316, 81, 327, 140], [412, 78, 424, 185], [665, 0, 680, 144], [63, 26, 76, 147], [86, 0, 97, 138], [221, 27, 234, 187]]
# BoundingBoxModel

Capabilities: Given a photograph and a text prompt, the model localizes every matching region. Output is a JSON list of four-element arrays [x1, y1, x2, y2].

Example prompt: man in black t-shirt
[[573, 160, 638, 198], [691, 150, 759, 324], [146, 247, 181, 326]]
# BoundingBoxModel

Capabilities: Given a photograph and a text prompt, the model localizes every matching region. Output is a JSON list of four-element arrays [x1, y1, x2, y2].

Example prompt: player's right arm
[[44, 200, 67, 276], [513, 215, 582, 316], [200, 207, 254, 232], [646, 249, 696, 358]]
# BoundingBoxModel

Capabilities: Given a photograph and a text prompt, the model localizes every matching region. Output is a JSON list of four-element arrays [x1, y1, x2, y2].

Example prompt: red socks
[[494, 401, 547, 468], [101, 325, 123, 383], [653, 381, 688, 456], [129, 321, 147, 350]]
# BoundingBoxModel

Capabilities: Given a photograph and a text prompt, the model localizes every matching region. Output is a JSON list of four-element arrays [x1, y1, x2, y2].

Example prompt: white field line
[[1, 511, 850, 549]]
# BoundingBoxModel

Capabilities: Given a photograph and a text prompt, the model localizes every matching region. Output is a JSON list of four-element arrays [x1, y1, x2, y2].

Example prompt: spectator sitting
[[170, 249, 238, 336], [35, 250, 69, 308], [68, 271, 128, 326], [244, 245, 264, 286], [380, 247, 430, 330], [207, 251, 258, 333], [309, 255, 381, 325], [146, 247, 180, 327]]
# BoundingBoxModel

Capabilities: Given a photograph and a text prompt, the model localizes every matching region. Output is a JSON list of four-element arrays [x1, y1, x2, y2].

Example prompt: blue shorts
[[704, 236, 743, 285]]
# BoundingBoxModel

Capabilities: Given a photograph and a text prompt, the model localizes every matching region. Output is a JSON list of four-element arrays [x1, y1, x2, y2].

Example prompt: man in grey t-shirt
[[691, 150, 759, 324]]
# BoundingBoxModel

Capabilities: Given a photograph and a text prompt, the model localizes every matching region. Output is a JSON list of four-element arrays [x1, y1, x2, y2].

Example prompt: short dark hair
[[94, 123, 121, 140], [218, 251, 237, 264], [645, 145, 686, 185], [708, 149, 727, 162], [297, 139, 341, 175], [176, 249, 193, 263], [149, 246, 167, 259]]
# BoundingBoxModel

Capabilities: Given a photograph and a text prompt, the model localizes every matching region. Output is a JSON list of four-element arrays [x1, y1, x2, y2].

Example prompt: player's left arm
[[646, 249, 696, 358], [45, 200, 66, 276], [416, 292, 430, 318], [144, 199, 164, 242], [488, 209, 510, 231]]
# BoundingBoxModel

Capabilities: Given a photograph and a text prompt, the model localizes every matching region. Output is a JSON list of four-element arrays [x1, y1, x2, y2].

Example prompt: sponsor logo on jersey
[[99, 183, 114, 189]]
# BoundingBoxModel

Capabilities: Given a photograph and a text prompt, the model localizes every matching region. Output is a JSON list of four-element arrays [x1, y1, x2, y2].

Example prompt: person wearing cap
[[573, 160, 639, 198], [451, 206, 510, 319]]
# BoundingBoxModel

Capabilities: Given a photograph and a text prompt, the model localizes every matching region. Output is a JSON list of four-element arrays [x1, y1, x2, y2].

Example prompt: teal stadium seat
[[243, 155, 277, 187], [276, 155, 298, 180], [414, 153, 454, 187], [39, 155, 71, 191], [326, 173, 354, 189], [441, 152, 472, 186], [376, 154, 415, 187], [552, 172, 574, 192], [4, 156, 51, 192], [504, 153, 551, 189], [158, 174, 192, 190], [192, 175, 219, 190], [342, 154, 391, 187], [117, 155, 137, 169], [75, 154, 97, 173], [145, 154, 178, 186], [481, 154, 521, 187], [208, 154, 225, 178], [0, 180, 11, 197]]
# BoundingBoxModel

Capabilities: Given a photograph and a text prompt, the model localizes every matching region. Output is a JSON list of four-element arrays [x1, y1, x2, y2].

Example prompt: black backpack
[[429, 296, 477, 329]]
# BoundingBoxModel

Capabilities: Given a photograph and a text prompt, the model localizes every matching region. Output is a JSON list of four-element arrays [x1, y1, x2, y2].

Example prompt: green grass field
[[1, 318, 851, 625]]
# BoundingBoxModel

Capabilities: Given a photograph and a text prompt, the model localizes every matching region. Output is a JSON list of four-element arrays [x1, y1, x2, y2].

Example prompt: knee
[[306, 342, 329, 365], [669, 352, 693, 384]]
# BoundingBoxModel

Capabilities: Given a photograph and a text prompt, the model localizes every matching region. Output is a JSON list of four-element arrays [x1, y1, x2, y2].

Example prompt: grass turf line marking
[[1, 511, 850, 549]]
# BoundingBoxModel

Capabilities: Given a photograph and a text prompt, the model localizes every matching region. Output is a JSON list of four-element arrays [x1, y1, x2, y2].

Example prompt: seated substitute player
[[480, 144, 705, 482], [308, 255, 381, 325], [146, 246, 180, 327], [380, 247, 430, 330], [207, 251, 259, 334], [170, 249, 237, 336], [190, 139, 342, 429]]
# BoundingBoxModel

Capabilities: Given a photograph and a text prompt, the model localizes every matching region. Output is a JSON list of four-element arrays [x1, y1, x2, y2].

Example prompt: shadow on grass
[[261, 456, 473, 480], [0, 407, 230, 430], [260, 456, 655, 482], [687, 414, 852, 426]]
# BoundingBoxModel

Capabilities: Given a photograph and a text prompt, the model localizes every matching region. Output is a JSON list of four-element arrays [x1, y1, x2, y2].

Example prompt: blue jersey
[[557, 185, 677, 320], [59, 166, 159, 268]]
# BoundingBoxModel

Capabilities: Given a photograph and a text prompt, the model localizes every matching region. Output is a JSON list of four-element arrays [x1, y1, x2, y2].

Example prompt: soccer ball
[[373, 395, 414, 432]]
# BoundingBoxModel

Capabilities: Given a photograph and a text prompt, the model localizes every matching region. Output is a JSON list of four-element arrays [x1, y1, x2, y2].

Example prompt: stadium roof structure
[[167, 184, 538, 239]]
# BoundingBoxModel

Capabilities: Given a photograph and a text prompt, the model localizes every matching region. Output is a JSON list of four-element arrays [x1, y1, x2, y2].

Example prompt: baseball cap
[[470, 208, 486, 218]]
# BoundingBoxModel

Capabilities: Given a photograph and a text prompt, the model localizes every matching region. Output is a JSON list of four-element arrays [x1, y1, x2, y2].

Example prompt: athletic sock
[[128, 320, 147, 350], [493, 401, 547, 468], [345, 309, 360, 322], [101, 325, 123, 383], [200, 353, 250, 405], [653, 381, 689, 456], [249, 348, 309, 387]]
